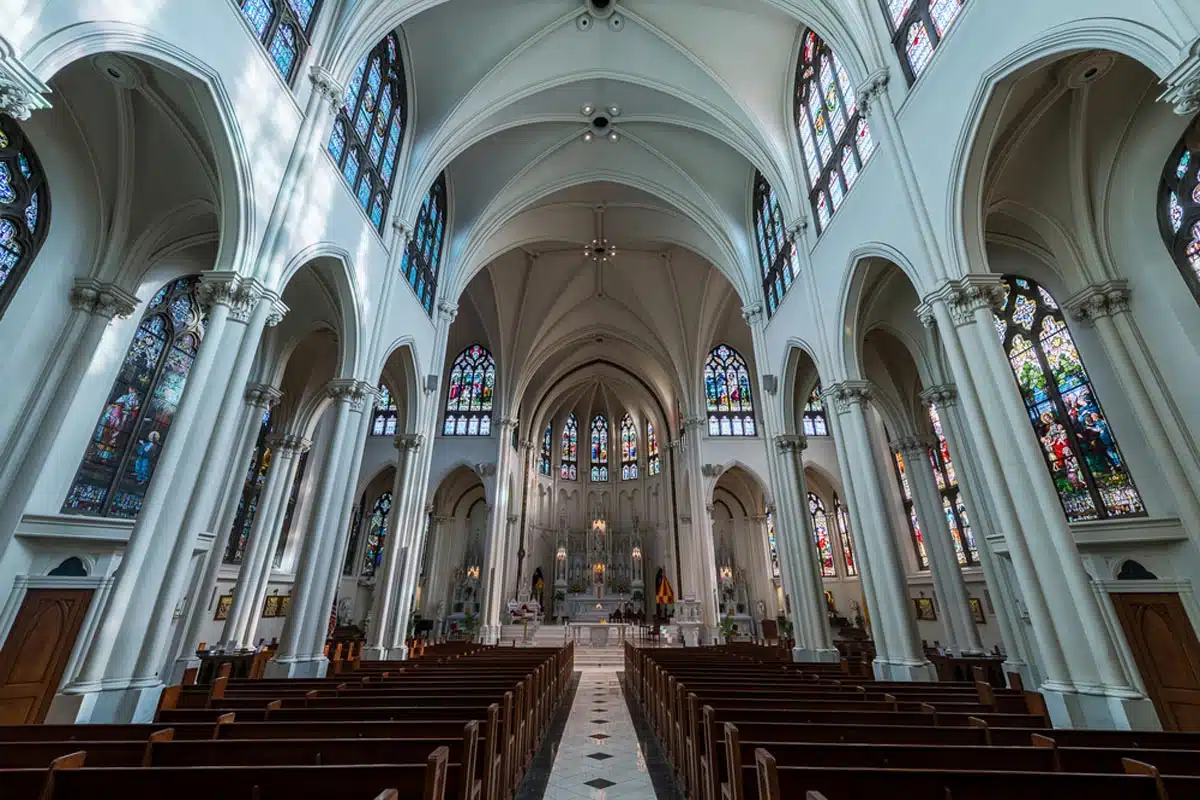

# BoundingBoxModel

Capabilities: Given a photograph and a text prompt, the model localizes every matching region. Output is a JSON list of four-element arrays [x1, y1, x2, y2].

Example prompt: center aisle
[[543, 669, 658, 799]]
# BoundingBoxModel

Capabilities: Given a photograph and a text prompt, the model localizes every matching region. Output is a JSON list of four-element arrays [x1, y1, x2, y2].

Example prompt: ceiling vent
[[579, 0, 623, 31]]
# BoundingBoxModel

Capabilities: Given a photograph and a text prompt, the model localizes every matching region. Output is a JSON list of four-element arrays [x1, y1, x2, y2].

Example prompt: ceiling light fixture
[[582, 131, 594, 143], [581, 103, 596, 117]]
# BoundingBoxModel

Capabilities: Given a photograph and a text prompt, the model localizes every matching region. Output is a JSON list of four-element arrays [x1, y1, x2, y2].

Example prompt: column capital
[[307, 64, 344, 112], [437, 299, 458, 323], [773, 433, 807, 453], [1158, 41, 1200, 115], [1065, 280, 1131, 324], [751, 514, 769, 524], [854, 67, 890, 116], [394, 432, 424, 452], [919, 275, 1007, 327], [519, 439, 536, 453], [822, 380, 872, 412], [432, 514, 454, 524], [890, 434, 936, 457], [475, 462, 498, 478], [196, 272, 245, 309], [497, 417, 518, 431], [327, 378, 375, 411], [268, 434, 311, 455], [229, 279, 288, 325], [920, 384, 958, 408], [701, 463, 723, 478], [788, 217, 809, 238], [683, 415, 707, 430], [69, 278, 139, 319], [0, 53, 52, 120], [245, 383, 283, 409], [741, 302, 764, 326]]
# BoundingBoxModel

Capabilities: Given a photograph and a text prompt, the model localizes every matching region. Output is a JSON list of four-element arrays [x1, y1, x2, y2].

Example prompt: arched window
[[63, 276, 206, 518], [802, 381, 828, 437], [274, 449, 309, 568], [621, 414, 638, 480], [647, 421, 662, 476], [890, 447, 929, 569], [443, 344, 495, 436], [928, 403, 977, 564], [754, 172, 800, 316], [590, 416, 609, 482], [361, 491, 392, 578], [539, 423, 552, 475], [0, 114, 49, 318], [561, 414, 578, 480], [401, 173, 448, 314], [833, 493, 858, 576], [794, 30, 876, 235], [224, 409, 275, 564], [328, 31, 407, 232], [1159, 124, 1200, 301], [808, 492, 836, 578], [236, 0, 322, 83], [994, 276, 1144, 521], [765, 510, 780, 578], [372, 383, 398, 436], [882, 0, 966, 83], [342, 492, 367, 576], [704, 345, 756, 437]]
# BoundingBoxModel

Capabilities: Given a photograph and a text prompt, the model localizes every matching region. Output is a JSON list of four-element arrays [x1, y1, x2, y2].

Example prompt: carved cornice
[[773, 433, 807, 453], [394, 432, 424, 452], [920, 384, 958, 409], [269, 434, 311, 456], [822, 380, 872, 413], [245, 383, 283, 409], [1159, 40, 1200, 115], [1065, 280, 1131, 324], [891, 435, 936, 457], [308, 65, 344, 111], [855, 67, 890, 116], [69, 278, 139, 319], [0, 52, 52, 120]]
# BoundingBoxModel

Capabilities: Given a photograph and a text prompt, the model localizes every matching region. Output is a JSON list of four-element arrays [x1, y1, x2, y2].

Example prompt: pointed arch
[[832, 493, 858, 576], [802, 380, 828, 437], [0, 114, 49, 319], [704, 344, 756, 437], [590, 415, 609, 482], [443, 343, 495, 436], [560, 413, 578, 481], [360, 490, 393, 578], [620, 413, 638, 481], [236, 0, 323, 83], [401, 172, 448, 314]]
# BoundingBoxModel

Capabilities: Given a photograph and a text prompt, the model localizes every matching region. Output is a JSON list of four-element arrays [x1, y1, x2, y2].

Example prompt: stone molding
[[308, 65, 344, 111], [69, 278, 139, 319], [476, 462, 498, 478], [394, 432, 424, 452], [506, 514, 519, 524], [920, 384, 958, 408], [437, 299, 459, 324], [268, 434, 311, 456], [822, 380, 872, 413], [741, 302, 764, 326], [890, 435, 936, 457], [773, 433, 807, 453], [855, 67, 890, 116], [918, 275, 1007, 327], [327, 379, 375, 411], [701, 463, 722, 478], [245, 383, 283, 409], [1159, 40, 1200, 115], [1065, 280, 1131, 324]]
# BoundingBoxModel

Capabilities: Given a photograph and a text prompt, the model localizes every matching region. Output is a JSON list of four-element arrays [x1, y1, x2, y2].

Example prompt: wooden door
[[0, 589, 93, 724], [1111, 592, 1200, 731]]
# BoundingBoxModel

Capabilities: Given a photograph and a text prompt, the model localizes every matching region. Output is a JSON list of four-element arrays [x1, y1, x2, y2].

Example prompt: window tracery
[[994, 276, 1144, 521], [882, 0, 966, 82], [225, 408, 275, 564], [928, 403, 977, 564], [561, 414, 578, 480], [401, 173, 447, 314], [361, 491, 392, 578], [802, 381, 828, 437], [647, 421, 661, 476], [1159, 125, 1200, 300], [704, 345, 755, 437], [590, 415, 609, 482], [274, 449, 309, 568], [808, 492, 836, 578], [63, 277, 206, 519], [621, 413, 638, 480], [833, 493, 858, 576], [891, 448, 929, 569], [343, 492, 367, 576], [372, 383, 398, 436], [753, 172, 799, 316], [237, 0, 321, 83], [0, 114, 48, 318], [539, 423, 553, 476], [443, 344, 495, 436]]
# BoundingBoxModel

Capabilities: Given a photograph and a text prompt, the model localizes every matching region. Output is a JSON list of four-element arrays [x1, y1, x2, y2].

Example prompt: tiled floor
[[543, 670, 658, 799]]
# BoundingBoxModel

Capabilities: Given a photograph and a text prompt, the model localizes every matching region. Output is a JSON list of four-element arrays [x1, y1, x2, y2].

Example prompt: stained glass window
[[647, 421, 662, 476], [1159, 123, 1200, 300], [808, 492, 836, 578], [833, 494, 858, 576], [0, 115, 48, 318], [361, 491, 392, 578], [766, 509, 780, 578], [236, 0, 321, 83], [794, 31, 876, 235], [891, 448, 929, 569], [328, 32, 407, 234], [704, 345, 756, 437], [927, 403, 978, 564], [342, 492, 367, 576], [590, 415, 609, 482], [400, 173, 447, 314], [224, 409, 275, 564], [882, 0, 967, 82], [443, 344, 495, 436], [274, 449, 309, 568], [754, 172, 799, 317], [994, 276, 1144, 522], [539, 423, 552, 475], [63, 277, 206, 519], [802, 382, 828, 437], [621, 413, 638, 480], [372, 383, 398, 436], [561, 413, 578, 480]]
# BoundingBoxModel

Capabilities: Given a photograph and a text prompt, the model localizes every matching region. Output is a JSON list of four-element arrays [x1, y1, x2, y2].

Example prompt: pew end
[[157, 685, 182, 713], [425, 746, 450, 800], [753, 748, 780, 800], [1122, 759, 1168, 800], [966, 716, 992, 746], [142, 728, 175, 767], [39, 750, 86, 800], [1031, 733, 1061, 772]]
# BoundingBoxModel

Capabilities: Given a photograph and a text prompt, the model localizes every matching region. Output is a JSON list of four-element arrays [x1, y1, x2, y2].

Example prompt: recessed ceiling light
[[607, 105, 620, 117], [608, 131, 620, 142], [582, 131, 594, 143], [581, 103, 596, 117]]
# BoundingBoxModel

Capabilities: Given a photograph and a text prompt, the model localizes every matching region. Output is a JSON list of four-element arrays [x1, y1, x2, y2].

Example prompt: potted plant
[[461, 608, 481, 640], [719, 610, 738, 643]]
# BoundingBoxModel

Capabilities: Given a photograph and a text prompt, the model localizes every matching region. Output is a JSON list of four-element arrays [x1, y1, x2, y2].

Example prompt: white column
[[681, 417, 719, 641], [892, 436, 982, 656], [826, 381, 934, 681], [479, 419, 518, 643], [751, 514, 780, 619]]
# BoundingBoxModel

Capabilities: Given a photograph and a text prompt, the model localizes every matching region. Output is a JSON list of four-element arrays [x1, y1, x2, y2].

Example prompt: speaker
[[425, 375, 439, 393], [763, 374, 778, 395]]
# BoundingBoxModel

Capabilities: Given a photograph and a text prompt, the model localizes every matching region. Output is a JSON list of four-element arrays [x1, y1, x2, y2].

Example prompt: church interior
[[1, 0, 1200, 797]]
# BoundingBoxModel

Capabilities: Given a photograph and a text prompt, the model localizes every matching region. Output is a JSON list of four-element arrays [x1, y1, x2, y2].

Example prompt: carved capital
[[679, 514, 693, 525], [788, 217, 809, 237], [245, 383, 283, 409], [1159, 42, 1200, 115], [0, 78, 47, 120], [855, 67, 890, 116], [308, 65, 344, 112], [891, 435, 935, 457], [197, 272, 243, 309], [394, 432, 424, 452], [327, 378, 373, 411], [70, 278, 139, 319], [1065, 280, 1131, 324], [773, 433, 807, 453], [701, 463, 723, 478], [476, 462, 498, 478], [437, 299, 459, 324], [740, 302, 764, 326], [269, 434, 311, 456], [822, 380, 872, 413], [920, 384, 958, 409], [498, 417, 518, 431]]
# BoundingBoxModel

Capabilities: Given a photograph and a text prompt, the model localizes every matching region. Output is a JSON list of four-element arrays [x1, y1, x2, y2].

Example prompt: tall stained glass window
[[891, 447, 929, 569], [590, 416, 609, 482], [766, 509, 780, 578], [647, 421, 662, 476], [224, 409, 275, 564], [754, 172, 800, 316], [328, 31, 407, 232], [274, 449, 309, 568], [808, 492, 836, 578], [802, 381, 828, 437], [361, 491, 392, 578], [372, 383, 398, 436], [833, 494, 858, 576], [1159, 123, 1200, 301], [443, 344, 495, 436], [539, 423, 552, 475], [994, 276, 1144, 521], [342, 492, 367, 576], [561, 413, 578, 480], [928, 404, 977, 564], [794, 30, 876, 235], [704, 344, 756, 437], [236, 0, 322, 83], [63, 277, 206, 519], [401, 173, 447, 314], [882, 0, 966, 82], [620, 414, 638, 480], [0, 114, 48, 319]]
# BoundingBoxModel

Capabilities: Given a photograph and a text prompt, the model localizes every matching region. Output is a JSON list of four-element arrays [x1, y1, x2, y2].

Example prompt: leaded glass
[[994, 276, 1144, 521], [372, 383, 398, 436], [268, 25, 298, 79], [753, 172, 796, 315], [241, 0, 273, 36], [883, 0, 968, 84], [539, 423, 552, 475], [224, 409, 274, 564], [834, 494, 858, 576], [808, 492, 836, 578], [906, 22, 935, 77], [360, 491, 392, 578], [892, 449, 929, 568], [63, 276, 205, 518], [802, 382, 828, 437], [1159, 122, 1200, 299], [0, 115, 48, 316], [929, 0, 963, 35], [561, 414, 578, 480], [443, 344, 495, 436], [400, 174, 447, 314], [705, 345, 755, 437], [766, 510, 780, 578], [621, 414, 638, 480], [647, 421, 662, 476], [342, 493, 367, 575], [590, 416, 609, 482], [238, 0, 319, 82]]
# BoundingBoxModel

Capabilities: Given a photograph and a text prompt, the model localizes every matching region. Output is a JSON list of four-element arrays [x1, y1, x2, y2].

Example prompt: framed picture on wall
[[279, 595, 291, 617], [913, 597, 937, 621], [213, 594, 233, 621], [263, 595, 282, 618], [969, 597, 987, 624]]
